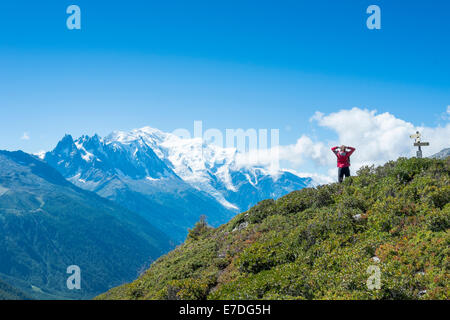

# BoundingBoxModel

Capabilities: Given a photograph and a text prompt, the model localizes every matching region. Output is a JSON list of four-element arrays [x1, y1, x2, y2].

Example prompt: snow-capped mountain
[[430, 148, 450, 160], [43, 126, 312, 241], [103, 126, 312, 211]]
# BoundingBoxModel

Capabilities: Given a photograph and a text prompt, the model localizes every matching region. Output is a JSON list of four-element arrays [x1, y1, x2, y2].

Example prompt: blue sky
[[0, 1, 449, 176]]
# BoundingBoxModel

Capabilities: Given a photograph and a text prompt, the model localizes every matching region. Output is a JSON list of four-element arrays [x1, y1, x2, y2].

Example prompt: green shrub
[[166, 277, 213, 300], [187, 215, 211, 240], [426, 205, 450, 232], [237, 239, 290, 274], [246, 199, 276, 224]]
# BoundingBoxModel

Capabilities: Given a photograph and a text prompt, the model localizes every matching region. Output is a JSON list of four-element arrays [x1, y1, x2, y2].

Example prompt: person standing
[[331, 145, 356, 183]]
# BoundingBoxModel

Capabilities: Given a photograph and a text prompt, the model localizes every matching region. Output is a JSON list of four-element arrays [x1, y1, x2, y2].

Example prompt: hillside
[[0, 279, 31, 300], [0, 150, 172, 299], [97, 157, 449, 300]]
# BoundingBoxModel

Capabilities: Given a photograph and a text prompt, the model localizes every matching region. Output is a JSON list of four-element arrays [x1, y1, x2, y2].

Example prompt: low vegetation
[[96, 157, 449, 300]]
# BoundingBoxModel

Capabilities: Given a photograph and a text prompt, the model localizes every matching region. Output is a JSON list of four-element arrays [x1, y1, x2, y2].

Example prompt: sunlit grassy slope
[[97, 157, 449, 300]]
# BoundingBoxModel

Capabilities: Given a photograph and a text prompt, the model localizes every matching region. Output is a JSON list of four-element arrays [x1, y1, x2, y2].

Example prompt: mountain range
[[1, 138, 448, 299], [43, 127, 312, 242], [0, 126, 312, 299]]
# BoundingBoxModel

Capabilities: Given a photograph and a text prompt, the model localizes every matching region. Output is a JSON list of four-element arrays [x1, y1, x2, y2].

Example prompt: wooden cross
[[409, 131, 429, 158]]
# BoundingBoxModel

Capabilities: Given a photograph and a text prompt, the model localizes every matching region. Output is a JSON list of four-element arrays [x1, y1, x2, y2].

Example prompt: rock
[[371, 256, 380, 263], [232, 222, 249, 232], [418, 290, 427, 297], [239, 222, 249, 230]]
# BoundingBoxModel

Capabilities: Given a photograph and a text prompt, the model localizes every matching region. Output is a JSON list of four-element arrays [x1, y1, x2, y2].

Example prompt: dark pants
[[338, 167, 350, 183]]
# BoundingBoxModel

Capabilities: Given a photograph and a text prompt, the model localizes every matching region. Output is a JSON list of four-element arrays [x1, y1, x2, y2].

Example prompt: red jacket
[[331, 146, 355, 168]]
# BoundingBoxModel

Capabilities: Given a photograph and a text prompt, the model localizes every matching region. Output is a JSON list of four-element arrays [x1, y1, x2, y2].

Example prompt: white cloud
[[236, 107, 450, 183], [312, 108, 414, 167], [441, 105, 450, 120], [34, 150, 46, 159], [312, 107, 450, 169], [21, 132, 30, 140], [284, 168, 334, 186]]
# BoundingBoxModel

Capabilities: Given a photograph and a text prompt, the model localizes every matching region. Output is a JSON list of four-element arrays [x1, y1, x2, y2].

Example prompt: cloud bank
[[237, 107, 450, 183]]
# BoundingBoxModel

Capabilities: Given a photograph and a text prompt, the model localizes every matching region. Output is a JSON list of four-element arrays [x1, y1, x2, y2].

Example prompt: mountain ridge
[[0, 278, 31, 300], [0, 150, 172, 299], [430, 148, 450, 160]]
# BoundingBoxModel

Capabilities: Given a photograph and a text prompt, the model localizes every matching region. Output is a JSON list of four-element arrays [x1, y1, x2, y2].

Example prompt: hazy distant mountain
[[0, 150, 172, 299], [44, 127, 312, 241], [430, 148, 450, 160]]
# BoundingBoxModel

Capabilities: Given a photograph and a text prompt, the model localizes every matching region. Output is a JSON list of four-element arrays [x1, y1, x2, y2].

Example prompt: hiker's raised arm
[[347, 146, 355, 156], [331, 146, 338, 154]]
